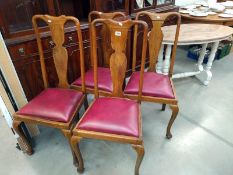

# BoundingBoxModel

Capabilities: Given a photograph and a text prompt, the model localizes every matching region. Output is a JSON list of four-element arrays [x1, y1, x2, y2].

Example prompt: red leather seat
[[17, 88, 83, 123], [77, 97, 139, 137], [72, 67, 113, 92], [124, 72, 175, 99]]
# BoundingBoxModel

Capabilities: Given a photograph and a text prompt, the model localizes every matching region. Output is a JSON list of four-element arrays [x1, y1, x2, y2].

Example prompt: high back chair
[[70, 18, 148, 175], [13, 15, 86, 166], [124, 12, 181, 139], [71, 11, 127, 97]]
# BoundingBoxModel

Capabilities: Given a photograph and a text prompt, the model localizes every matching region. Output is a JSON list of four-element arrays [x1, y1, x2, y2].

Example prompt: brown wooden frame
[[70, 18, 148, 174], [12, 15, 86, 166], [70, 11, 127, 97], [125, 11, 181, 139], [88, 11, 128, 67]]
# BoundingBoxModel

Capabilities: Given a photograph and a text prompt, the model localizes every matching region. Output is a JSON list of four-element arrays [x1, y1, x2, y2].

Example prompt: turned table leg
[[205, 41, 220, 84], [197, 43, 208, 72], [172, 43, 208, 79], [163, 44, 172, 75], [196, 41, 219, 85], [156, 44, 164, 73]]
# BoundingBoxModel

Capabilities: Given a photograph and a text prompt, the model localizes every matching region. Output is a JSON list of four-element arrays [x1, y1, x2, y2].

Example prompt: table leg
[[156, 44, 164, 73], [196, 41, 219, 85], [197, 43, 208, 72], [172, 43, 208, 79], [163, 44, 172, 75]]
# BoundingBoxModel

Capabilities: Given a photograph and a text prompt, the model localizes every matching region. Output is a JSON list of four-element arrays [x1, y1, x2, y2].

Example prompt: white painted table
[[160, 24, 233, 85]]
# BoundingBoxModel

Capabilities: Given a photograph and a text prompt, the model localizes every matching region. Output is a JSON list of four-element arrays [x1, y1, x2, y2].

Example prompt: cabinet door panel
[[0, 0, 49, 37], [90, 0, 128, 13]]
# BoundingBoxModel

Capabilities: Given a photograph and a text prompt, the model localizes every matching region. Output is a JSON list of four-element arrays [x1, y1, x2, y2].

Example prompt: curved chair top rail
[[134, 11, 181, 77], [91, 18, 148, 101], [88, 11, 127, 23], [32, 15, 86, 92]]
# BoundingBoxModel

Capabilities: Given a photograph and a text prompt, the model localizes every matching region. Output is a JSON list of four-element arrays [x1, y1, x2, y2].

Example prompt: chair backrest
[[32, 15, 85, 92], [88, 11, 127, 22], [88, 11, 127, 67], [134, 12, 181, 77], [91, 18, 148, 101]]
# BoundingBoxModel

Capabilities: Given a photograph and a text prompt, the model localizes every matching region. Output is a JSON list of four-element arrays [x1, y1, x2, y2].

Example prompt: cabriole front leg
[[61, 129, 79, 167], [132, 144, 145, 175], [166, 105, 179, 139], [13, 119, 33, 155], [71, 136, 84, 173]]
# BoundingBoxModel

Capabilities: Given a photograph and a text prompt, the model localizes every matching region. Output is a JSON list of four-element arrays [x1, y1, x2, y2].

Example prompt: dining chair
[[124, 12, 181, 139], [70, 11, 127, 97], [12, 15, 86, 166], [70, 18, 148, 175]]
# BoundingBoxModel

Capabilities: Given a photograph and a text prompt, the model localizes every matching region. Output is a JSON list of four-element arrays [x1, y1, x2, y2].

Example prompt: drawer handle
[[68, 36, 73, 42], [49, 40, 55, 48], [18, 48, 25, 56]]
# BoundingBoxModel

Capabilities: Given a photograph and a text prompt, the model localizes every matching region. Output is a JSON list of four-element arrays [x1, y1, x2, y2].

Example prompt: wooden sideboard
[[0, 0, 178, 101]]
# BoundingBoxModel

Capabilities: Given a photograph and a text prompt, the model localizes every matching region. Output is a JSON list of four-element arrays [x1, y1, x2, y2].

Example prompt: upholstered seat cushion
[[124, 72, 175, 99], [17, 88, 83, 122], [72, 67, 113, 92], [77, 97, 139, 137]]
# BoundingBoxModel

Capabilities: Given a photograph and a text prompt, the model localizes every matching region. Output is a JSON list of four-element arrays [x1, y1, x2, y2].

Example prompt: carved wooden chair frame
[[70, 18, 148, 175], [88, 11, 127, 66], [124, 11, 181, 139], [70, 11, 127, 97], [13, 15, 86, 166]]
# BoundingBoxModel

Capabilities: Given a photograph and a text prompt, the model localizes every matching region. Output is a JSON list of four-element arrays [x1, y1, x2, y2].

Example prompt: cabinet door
[[131, 0, 175, 12], [55, 0, 90, 20], [133, 0, 154, 9], [0, 0, 49, 38], [90, 0, 129, 14]]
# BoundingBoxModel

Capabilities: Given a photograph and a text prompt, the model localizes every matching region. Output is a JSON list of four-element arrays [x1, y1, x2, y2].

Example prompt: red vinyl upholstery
[[72, 67, 113, 92], [77, 97, 139, 137], [17, 88, 83, 122], [124, 72, 175, 99]]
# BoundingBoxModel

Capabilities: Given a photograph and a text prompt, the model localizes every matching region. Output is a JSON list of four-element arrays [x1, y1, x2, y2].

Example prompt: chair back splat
[[91, 18, 148, 99], [88, 11, 127, 67], [134, 12, 181, 77], [32, 15, 86, 92]]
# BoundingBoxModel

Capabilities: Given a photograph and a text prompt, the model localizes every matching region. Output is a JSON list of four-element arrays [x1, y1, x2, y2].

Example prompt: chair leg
[[132, 144, 145, 175], [71, 136, 84, 173], [12, 120, 33, 155], [61, 129, 79, 167], [166, 104, 179, 139], [84, 95, 89, 110], [161, 104, 166, 111]]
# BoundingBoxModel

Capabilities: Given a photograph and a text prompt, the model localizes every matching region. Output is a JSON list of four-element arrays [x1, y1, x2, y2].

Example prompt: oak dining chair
[[70, 11, 127, 97], [124, 12, 181, 139], [12, 15, 86, 166], [70, 18, 148, 175]]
